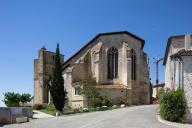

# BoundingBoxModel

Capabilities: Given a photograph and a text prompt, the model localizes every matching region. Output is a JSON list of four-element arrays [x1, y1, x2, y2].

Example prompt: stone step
[[16, 117, 28, 123]]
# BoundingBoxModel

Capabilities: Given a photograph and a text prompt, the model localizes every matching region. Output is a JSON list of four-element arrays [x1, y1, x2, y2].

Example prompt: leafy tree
[[48, 43, 66, 113], [80, 78, 99, 108], [79, 78, 112, 108], [20, 93, 33, 105], [3, 92, 33, 107], [3, 92, 21, 107]]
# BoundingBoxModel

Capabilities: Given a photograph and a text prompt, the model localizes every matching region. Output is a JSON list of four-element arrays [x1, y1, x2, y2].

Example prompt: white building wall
[[183, 57, 192, 108], [165, 52, 173, 89]]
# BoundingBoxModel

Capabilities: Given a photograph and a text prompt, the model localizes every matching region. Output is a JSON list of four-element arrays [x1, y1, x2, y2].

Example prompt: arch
[[131, 49, 136, 80], [107, 47, 118, 79]]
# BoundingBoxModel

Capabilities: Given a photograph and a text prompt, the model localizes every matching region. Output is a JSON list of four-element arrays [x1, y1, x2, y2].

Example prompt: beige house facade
[[163, 34, 192, 122], [34, 31, 151, 108]]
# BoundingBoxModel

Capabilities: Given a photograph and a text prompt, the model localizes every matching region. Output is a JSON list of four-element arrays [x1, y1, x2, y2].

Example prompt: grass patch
[[35, 104, 133, 116], [40, 109, 56, 116], [34, 104, 56, 116]]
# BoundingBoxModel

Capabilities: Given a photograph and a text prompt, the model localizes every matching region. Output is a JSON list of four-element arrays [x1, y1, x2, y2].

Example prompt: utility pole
[[153, 58, 163, 85]]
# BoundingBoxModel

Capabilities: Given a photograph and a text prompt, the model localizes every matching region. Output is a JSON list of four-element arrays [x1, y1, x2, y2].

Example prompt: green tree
[[3, 92, 21, 107], [80, 78, 99, 108], [20, 93, 33, 105], [49, 43, 66, 113]]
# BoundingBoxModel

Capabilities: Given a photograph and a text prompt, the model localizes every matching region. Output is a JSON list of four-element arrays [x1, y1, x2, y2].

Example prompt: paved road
[[4, 105, 174, 128], [33, 110, 54, 119]]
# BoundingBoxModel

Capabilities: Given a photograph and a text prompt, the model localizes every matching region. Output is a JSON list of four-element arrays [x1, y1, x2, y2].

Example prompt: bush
[[99, 106, 108, 111], [46, 104, 56, 112], [89, 107, 96, 112], [73, 108, 82, 113], [99, 96, 113, 107], [91, 96, 113, 108], [33, 104, 47, 110], [159, 88, 187, 123]]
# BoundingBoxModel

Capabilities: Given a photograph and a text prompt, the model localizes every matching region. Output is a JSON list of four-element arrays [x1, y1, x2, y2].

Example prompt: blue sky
[[0, 0, 191, 106]]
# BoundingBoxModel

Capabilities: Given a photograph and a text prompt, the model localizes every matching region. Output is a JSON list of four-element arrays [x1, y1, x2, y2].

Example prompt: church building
[[34, 31, 151, 108]]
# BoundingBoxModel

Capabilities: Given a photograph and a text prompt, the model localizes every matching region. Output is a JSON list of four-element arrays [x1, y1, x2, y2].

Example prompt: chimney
[[185, 34, 191, 50]]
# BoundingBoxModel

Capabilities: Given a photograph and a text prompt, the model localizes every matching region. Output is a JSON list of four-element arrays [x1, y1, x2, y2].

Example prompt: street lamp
[[153, 58, 163, 85]]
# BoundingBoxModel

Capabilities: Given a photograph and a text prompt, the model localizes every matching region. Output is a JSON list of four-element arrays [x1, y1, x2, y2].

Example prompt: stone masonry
[[33, 47, 64, 104], [34, 31, 150, 108], [62, 31, 150, 108]]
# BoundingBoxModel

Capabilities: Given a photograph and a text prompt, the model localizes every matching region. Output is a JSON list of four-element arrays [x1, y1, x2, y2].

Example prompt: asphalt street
[[4, 105, 174, 128]]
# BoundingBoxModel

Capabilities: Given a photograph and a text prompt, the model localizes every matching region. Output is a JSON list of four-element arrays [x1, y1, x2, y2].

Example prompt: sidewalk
[[157, 114, 192, 128], [33, 110, 54, 119]]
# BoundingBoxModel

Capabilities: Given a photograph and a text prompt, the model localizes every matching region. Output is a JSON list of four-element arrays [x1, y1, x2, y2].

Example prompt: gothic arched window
[[108, 47, 118, 79], [131, 49, 136, 80]]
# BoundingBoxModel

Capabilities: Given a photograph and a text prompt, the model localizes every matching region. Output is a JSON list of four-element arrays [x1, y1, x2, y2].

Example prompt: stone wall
[[183, 56, 192, 108], [34, 48, 64, 104], [98, 88, 131, 104], [63, 33, 150, 108], [0, 107, 32, 125]]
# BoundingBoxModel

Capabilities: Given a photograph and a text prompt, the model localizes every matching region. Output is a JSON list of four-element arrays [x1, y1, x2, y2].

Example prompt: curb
[[157, 114, 192, 128]]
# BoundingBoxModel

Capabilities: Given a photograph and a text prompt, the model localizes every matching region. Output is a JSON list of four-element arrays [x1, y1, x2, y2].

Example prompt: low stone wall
[[98, 88, 131, 104], [0, 107, 33, 125]]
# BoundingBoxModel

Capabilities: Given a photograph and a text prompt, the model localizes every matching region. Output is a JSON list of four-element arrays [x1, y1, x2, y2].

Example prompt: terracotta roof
[[97, 84, 127, 89], [170, 49, 192, 58], [62, 31, 145, 70]]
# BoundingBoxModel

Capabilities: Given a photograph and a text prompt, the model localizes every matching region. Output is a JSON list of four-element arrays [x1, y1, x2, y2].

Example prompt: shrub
[[90, 96, 113, 108], [100, 106, 108, 111], [73, 108, 82, 113], [99, 96, 113, 107], [159, 88, 186, 123], [46, 104, 56, 112], [89, 107, 96, 112]]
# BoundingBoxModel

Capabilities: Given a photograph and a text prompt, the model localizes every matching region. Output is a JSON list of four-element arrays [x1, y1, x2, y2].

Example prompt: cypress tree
[[49, 43, 66, 113]]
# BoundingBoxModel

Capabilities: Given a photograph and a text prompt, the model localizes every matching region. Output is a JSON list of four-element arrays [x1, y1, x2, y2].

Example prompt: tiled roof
[[170, 49, 192, 58]]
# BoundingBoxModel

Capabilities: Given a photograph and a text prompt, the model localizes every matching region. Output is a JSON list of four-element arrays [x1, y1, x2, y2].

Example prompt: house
[[34, 31, 151, 108], [163, 34, 192, 121], [152, 83, 165, 99]]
